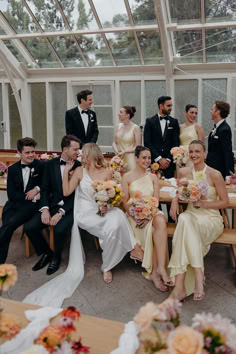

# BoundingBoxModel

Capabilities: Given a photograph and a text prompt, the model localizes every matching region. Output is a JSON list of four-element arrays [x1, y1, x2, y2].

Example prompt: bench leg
[[49, 226, 55, 251], [25, 235, 35, 258]]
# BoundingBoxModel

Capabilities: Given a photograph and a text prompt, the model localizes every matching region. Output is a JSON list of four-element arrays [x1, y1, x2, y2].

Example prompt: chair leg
[[93, 236, 99, 250], [25, 234, 34, 257], [49, 225, 55, 251], [221, 208, 231, 229]]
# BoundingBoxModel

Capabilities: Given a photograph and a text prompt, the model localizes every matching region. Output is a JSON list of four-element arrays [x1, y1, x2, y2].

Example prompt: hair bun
[[131, 106, 136, 113]]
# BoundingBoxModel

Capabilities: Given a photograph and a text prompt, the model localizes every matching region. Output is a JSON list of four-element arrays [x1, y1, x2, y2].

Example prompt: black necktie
[[81, 110, 89, 115], [214, 124, 216, 128], [60, 160, 66, 166], [21, 163, 33, 169]]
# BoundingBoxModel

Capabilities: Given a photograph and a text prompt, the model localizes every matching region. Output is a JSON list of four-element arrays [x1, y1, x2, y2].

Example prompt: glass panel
[[202, 79, 227, 139], [50, 36, 85, 67], [75, 34, 113, 67], [206, 28, 236, 63], [31, 83, 47, 150], [60, 0, 98, 30], [1, 0, 39, 34], [174, 80, 198, 124], [8, 84, 22, 148], [95, 107, 113, 126], [51, 83, 67, 151], [25, 0, 67, 32], [106, 32, 141, 66], [94, 0, 130, 28], [136, 31, 163, 65], [71, 85, 88, 106], [22, 38, 61, 68], [174, 30, 203, 63], [205, 0, 236, 23], [3, 40, 28, 65], [120, 81, 141, 126], [92, 85, 112, 106], [168, 0, 201, 24], [97, 127, 114, 146], [0, 84, 3, 148], [145, 81, 166, 118], [129, 0, 156, 25]]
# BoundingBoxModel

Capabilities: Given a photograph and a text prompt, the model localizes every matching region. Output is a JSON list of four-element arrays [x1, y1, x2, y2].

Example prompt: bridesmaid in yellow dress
[[122, 145, 173, 291], [168, 140, 228, 301], [180, 104, 205, 167], [113, 106, 141, 172]]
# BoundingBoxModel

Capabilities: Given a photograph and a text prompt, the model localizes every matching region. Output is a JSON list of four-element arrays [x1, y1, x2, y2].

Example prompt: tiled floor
[[2, 227, 236, 326]]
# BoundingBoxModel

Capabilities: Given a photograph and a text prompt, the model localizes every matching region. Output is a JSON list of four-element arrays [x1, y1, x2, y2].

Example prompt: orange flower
[[152, 163, 160, 171], [134, 191, 142, 199], [167, 325, 204, 354], [134, 302, 159, 331], [103, 181, 114, 189], [35, 325, 65, 350], [61, 306, 80, 320], [150, 197, 158, 207], [0, 264, 17, 291], [0, 313, 22, 339]]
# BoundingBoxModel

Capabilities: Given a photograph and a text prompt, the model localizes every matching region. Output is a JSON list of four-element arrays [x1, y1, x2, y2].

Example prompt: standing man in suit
[[144, 96, 180, 178], [206, 100, 234, 179], [24, 135, 81, 275], [65, 89, 99, 147], [0, 137, 45, 264]]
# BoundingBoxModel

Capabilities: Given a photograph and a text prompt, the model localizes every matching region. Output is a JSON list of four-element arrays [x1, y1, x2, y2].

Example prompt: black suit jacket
[[40, 157, 81, 215], [65, 107, 99, 146], [144, 114, 180, 167], [206, 120, 234, 178], [4, 159, 45, 213]]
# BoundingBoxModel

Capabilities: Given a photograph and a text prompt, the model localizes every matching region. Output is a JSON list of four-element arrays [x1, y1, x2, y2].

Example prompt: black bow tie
[[160, 116, 167, 121], [81, 110, 89, 115], [21, 163, 33, 169], [60, 160, 67, 166]]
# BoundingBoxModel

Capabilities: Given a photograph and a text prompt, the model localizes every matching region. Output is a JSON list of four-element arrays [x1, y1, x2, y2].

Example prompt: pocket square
[[213, 135, 219, 139], [90, 119, 95, 122], [32, 174, 39, 177], [168, 127, 174, 130]]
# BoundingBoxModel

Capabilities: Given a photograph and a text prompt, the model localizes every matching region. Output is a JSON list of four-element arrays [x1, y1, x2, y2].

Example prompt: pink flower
[[134, 302, 159, 332]]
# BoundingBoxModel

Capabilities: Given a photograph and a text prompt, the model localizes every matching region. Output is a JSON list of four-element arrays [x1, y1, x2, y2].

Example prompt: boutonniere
[[211, 127, 217, 137], [30, 168, 35, 176], [167, 120, 170, 127]]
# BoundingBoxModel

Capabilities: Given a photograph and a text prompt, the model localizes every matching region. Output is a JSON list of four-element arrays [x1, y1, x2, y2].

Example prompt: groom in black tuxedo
[[144, 96, 180, 178], [24, 135, 81, 275], [206, 100, 234, 179], [0, 137, 45, 264], [65, 89, 99, 147]]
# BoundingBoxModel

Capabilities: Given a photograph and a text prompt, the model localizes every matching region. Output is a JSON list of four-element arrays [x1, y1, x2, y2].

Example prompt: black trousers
[[0, 203, 38, 264], [24, 208, 73, 258]]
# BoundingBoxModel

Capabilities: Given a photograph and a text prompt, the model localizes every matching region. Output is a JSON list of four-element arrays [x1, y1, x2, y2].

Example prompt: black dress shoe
[[46, 256, 61, 275], [32, 253, 52, 271]]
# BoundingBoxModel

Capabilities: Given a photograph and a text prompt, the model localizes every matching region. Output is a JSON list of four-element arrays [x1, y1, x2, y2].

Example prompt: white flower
[[20, 344, 48, 354], [53, 341, 73, 354], [94, 190, 110, 201], [31, 168, 35, 176], [211, 127, 216, 136]]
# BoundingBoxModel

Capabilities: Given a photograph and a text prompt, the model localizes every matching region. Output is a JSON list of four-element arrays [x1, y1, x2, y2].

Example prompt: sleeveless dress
[[180, 124, 198, 167], [127, 174, 163, 276], [24, 168, 136, 307], [168, 166, 224, 296], [116, 123, 138, 172]]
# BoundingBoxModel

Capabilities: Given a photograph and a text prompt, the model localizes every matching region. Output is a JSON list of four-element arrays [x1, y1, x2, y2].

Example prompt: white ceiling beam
[[0, 41, 26, 80], [167, 21, 236, 31], [0, 24, 160, 40]]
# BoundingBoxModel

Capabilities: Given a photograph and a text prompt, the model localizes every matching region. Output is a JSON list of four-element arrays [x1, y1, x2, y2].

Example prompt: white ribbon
[[110, 321, 140, 354]]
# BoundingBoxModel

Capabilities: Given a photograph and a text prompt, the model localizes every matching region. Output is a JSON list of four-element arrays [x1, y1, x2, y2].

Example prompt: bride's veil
[[23, 186, 85, 308]]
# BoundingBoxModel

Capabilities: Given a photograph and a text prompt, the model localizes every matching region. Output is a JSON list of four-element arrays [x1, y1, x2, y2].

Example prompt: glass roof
[[0, 0, 235, 70]]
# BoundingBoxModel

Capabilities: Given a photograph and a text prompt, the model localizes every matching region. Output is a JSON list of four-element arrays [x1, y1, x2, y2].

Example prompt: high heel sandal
[[103, 270, 112, 284], [130, 255, 143, 264], [193, 276, 205, 301], [150, 274, 168, 292]]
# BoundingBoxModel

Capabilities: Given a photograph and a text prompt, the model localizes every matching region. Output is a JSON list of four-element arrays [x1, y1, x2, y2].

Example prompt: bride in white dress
[[24, 143, 141, 307]]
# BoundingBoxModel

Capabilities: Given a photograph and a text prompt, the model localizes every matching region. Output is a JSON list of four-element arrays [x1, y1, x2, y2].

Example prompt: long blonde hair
[[82, 143, 107, 169]]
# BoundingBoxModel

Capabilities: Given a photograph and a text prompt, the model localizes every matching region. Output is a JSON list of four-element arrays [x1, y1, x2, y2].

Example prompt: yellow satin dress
[[168, 167, 224, 296], [180, 124, 198, 167], [116, 123, 138, 172], [128, 174, 163, 276]]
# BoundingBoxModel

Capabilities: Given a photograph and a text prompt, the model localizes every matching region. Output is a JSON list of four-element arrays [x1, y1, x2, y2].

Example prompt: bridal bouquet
[[134, 299, 236, 353], [177, 177, 209, 205], [92, 180, 123, 216], [128, 191, 158, 228], [171, 147, 188, 168]]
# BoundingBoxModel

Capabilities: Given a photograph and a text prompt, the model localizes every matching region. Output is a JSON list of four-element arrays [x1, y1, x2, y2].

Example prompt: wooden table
[[0, 298, 125, 353]]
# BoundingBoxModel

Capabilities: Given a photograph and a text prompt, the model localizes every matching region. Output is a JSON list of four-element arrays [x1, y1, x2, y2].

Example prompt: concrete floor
[[2, 226, 236, 326]]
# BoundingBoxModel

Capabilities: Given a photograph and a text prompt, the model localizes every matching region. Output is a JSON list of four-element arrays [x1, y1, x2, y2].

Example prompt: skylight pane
[[174, 30, 203, 63], [3, 39, 28, 65], [168, 0, 200, 24], [128, 0, 156, 26], [136, 31, 163, 64], [205, 0, 236, 23], [94, 0, 130, 28], [206, 28, 236, 63], [50, 36, 85, 67], [60, 0, 98, 30]]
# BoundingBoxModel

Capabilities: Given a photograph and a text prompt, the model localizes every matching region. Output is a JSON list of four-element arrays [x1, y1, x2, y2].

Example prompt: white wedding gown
[[24, 168, 136, 308]]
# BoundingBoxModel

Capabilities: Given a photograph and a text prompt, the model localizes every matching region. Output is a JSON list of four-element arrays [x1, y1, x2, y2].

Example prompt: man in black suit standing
[[144, 96, 180, 178], [65, 89, 99, 147], [24, 135, 81, 275], [206, 100, 234, 179], [0, 137, 45, 264]]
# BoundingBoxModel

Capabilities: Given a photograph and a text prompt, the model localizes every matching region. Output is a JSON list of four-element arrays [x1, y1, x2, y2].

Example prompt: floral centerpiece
[[109, 155, 127, 184], [127, 191, 158, 228], [92, 180, 123, 216], [0, 162, 8, 177], [134, 299, 236, 353], [39, 153, 59, 160], [170, 147, 188, 168]]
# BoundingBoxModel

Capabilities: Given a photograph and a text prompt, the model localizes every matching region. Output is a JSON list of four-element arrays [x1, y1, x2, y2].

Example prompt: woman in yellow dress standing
[[122, 146, 172, 291], [113, 106, 141, 172], [168, 140, 228, 301], [179, 104, 205, 167]]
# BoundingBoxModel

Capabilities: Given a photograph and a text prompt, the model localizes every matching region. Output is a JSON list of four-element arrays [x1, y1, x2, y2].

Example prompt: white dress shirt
[[78, 106, 89, 133], [21, 165, 31, 192]]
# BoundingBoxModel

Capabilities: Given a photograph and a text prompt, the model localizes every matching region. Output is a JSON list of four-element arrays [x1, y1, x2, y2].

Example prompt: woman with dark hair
[[169, 140, 228, 301], [122, 145, 172, 292], [179, 105, 205, 166], [113, 106, 141, 171]]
